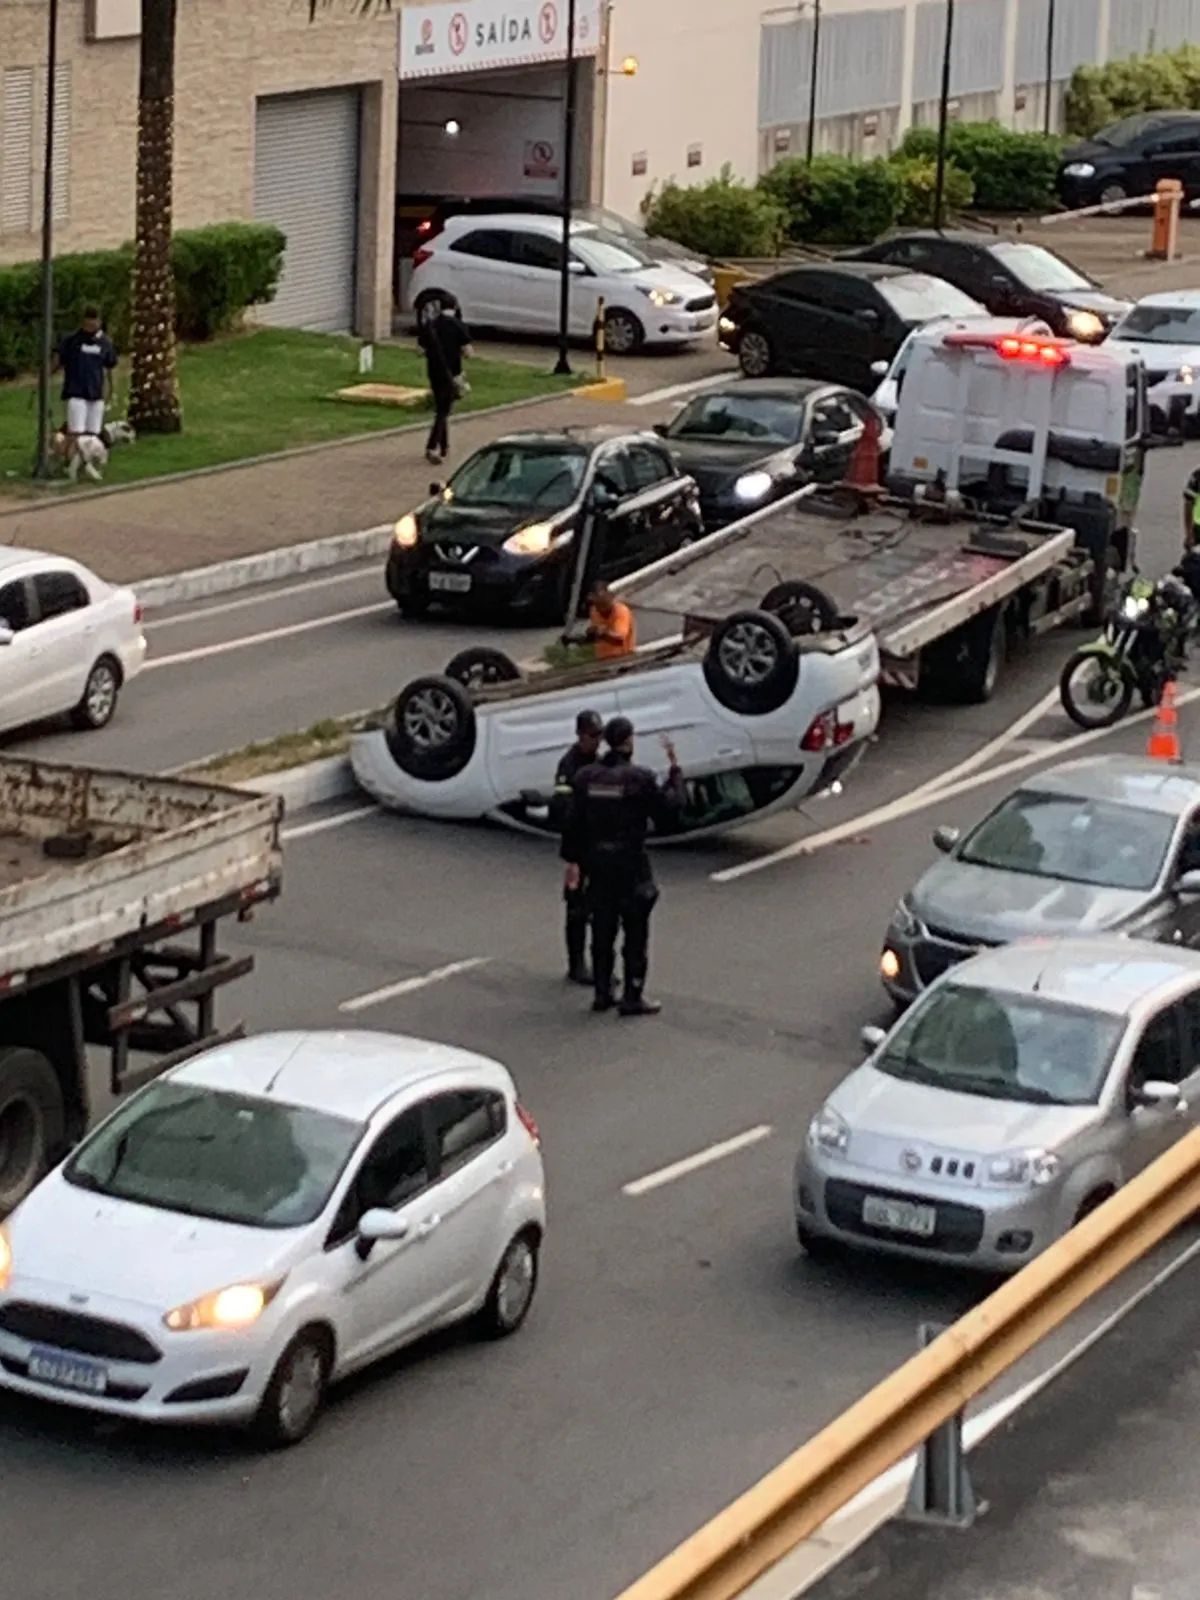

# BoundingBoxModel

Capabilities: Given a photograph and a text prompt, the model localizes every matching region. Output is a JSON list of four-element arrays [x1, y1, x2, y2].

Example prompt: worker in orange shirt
[[586, 582, 636, 660]]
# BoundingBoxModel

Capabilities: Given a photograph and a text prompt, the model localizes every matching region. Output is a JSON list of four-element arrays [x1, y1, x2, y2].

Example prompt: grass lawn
[[0, 327, 580, 494]]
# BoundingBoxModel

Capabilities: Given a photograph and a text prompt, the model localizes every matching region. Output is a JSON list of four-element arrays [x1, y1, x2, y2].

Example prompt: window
[[1112, 303, 1200, 347], [811, 397, 856, 437], [667, 392, 805, 445], [623, 444, 676, 490], [1180, 990, 1200, 1076], [513, 231, 563, 273], [571, 228, 651, 274], [958, 789, 1175, 892], [0, 580, 29, 632], [354, 1107, 431, 1212], [766, 271, 823, 306], [878, 273, 982, 323], [987, 242, 1094, 293], [1177, 814, 1200, 876], [446, 442, 588, 510], [34, 569, 89, 621], [1126, 365, 1142, 444], [450, 229, 515, 262], [1129, 1005, 1185, 1089], [427, 1090, 505, 1177], [1149, 129, 1200, 156], [880, 240, 936, 268]]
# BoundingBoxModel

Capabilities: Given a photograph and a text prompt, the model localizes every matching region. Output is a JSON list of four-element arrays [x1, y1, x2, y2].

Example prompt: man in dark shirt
[[552, 709, 603, 984], [59, 308, 118, 440], [417, 293, 472, 466], [562, 716, 686, 1016]]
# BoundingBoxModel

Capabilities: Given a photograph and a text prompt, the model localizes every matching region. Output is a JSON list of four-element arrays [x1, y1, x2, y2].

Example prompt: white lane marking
[[622, 1125, 773, 1197], [282, 805, 377, 841], [339, 957, 492, 1014], [627, 372, 736, 408], [146, 565, 380, 628], [713, 685, 1200, 883], [144, 602, 393, 669], [906, 684, 1059, 802]]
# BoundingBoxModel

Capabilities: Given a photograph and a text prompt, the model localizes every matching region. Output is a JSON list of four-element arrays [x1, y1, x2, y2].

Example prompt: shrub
[[759, 154, 902, 245], [0, 220, 286, 374], [896, 122, 1061, 211], [1066, 46, 1200, 139], [891, 157, 975, 225], [640, 166, 785, 260]]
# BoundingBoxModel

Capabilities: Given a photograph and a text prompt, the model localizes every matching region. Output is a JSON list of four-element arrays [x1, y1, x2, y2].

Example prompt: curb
[[232, 754, 359, 813], [137, 524, 392, 608]]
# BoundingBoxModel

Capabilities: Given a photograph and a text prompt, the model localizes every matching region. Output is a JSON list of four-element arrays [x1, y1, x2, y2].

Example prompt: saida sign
[[399, 0, 601, 78]]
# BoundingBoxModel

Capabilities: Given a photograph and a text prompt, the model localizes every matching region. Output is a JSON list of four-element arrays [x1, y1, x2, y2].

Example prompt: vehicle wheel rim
[[1100, 185, 1126, 206], [605, 315, 637, 355], [718, 621, 779, 685], [496, 1239, 535, 1327], [1072, 659, 1123, 707], [0, 1098, 38, 1198], [278, 1344, 324, 1436], [86, 665, 117, 724], [740, 333, 770, 376], [403, 687, 460, 749]]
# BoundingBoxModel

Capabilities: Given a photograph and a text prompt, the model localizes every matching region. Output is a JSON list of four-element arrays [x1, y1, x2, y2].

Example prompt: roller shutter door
[[253, 90, 359, 333]]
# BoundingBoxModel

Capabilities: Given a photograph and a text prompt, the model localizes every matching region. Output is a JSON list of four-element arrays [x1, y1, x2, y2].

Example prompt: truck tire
[[703, 609, 798, 715], [920, 608, 1005, 705], [384, 675, 477, 781], [760, 581, 841, 637], [444, 647, 522, 691], [0, 1047, 65, 1215]]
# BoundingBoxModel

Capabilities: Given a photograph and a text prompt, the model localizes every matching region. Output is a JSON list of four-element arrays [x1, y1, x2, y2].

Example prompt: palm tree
[[127, 0, 181, 433]]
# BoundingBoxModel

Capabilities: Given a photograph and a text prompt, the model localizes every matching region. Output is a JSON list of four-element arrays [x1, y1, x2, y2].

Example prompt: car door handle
[[493, 1159, 515, 1182], [416, 1215, 442, 1238]]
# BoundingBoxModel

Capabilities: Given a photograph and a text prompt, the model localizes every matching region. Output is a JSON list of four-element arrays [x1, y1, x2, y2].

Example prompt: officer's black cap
[[576, 709, 603, 735], [604, 716, 634, 749]]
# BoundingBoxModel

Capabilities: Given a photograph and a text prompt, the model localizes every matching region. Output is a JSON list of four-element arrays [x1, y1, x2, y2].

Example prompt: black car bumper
[[385, 545, 566, 614]]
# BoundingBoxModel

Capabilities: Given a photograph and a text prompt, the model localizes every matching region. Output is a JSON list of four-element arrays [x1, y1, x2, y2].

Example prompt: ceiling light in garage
[[444, 119, 461, 136]]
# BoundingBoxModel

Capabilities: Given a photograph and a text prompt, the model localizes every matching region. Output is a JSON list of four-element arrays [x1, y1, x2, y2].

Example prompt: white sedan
[[0, 547, 146, 736], [0, 1031, 546, 1446], [352, 611, 882, 841], [1108, 290, 1200, 435]]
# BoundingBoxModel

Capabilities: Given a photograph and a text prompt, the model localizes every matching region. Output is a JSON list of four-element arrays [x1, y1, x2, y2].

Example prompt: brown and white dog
[[51, 419, 135, 483]]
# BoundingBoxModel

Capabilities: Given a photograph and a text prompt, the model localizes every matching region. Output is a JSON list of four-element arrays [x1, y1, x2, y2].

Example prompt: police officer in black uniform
[[551, 709, 603, 984], [561, 716, 686, 1016]]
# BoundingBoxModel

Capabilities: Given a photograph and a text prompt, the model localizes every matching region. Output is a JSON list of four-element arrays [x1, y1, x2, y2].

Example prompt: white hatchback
[[1108, 290, 1200, 435], [409, 213, 719, 355], [0, 1031, 546, 1446], [0, 547, 146, 737]]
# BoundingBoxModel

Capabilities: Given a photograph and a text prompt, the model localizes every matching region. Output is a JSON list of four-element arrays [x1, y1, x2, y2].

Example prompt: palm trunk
[[128, 0, 181, 434]]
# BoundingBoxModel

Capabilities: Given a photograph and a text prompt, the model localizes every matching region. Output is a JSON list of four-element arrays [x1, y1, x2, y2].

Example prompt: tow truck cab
[[887, 322, 1149, 600]]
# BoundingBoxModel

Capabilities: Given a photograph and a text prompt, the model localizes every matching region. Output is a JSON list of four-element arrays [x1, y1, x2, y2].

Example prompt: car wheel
[[1073, 1188, 1115, 1227], [70, 656, 121, 730], [1098, 182, 1127, 207], [476, 1229, 540, 1339], [702, 608, 799, 716], [444, 647, 522, 691], [738, 328, 773, 378], [253, 1328, 333, 1449], [797, 1222, 839, 1261], [760, 580, 841, 637], [604, 307, 645, 356], [385, 674, 477, 781], [396, 592, 431, 620], [0, 1047, 65, 1215]]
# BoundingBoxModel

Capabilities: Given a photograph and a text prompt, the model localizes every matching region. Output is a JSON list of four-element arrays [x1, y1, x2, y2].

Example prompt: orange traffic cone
[[843, 411, 883, 491], [1147, 680, 1182, 763]]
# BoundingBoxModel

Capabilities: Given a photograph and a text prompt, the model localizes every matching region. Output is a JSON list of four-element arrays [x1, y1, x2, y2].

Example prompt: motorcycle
[[1059, 572, 1195, 731]]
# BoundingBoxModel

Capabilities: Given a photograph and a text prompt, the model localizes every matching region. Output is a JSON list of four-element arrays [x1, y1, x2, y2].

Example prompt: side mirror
[[355, 1207, 410, 1259], [0, 624, 12, 647], [855, 308, 880, 328], [860, 1024, 887, 1054], [652, 422, 668, 437], [1176, 868, 1200, 894], [932, 824, 960, 854], [1135, 1080, 1185, 1114], [870, 360, 889, 378], [429, 480, 444, 496], [568, 259, 587, 276]]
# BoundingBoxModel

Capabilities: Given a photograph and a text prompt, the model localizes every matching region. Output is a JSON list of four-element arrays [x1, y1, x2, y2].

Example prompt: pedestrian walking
[[58, 307, 118, 441], [417, 293, 472, 466], [551, 709, 603, 984], [561, 716, 686, 1016]]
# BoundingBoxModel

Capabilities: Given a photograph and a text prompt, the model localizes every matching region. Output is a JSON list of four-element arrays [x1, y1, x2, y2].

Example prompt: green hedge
[[0, 220, 285, 374], [891, 157, 975, 225], [895, 123, 1061, 211], [1066, 46, 1200, 139], [759, 154, 902, 245], [641, 167, 785, 260]]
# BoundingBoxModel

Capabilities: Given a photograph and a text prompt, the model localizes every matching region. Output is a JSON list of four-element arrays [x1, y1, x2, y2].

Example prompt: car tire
[[395, 592, 431, 620], [476, 1229, 540, 1339], [444, 647, 522, 691], [604, 307, 645, 356], [1073, 1188, 1115, 1226], [760, 580, 841, 637], [702, 608, 799, 716], [797, 1222, 839, 1261], [0, 1046, 65, 1216], [1098, 182, 1127, 207], [737, 327, 774, 378], [385, 675, 477, 781], [252, 1327, 333, 1449], [70, 656, 122, 730]]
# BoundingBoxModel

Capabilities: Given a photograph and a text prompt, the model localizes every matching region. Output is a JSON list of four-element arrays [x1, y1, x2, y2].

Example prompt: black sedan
[[653, 379, 887, 528], [1058, 111, 1200, 210], [718, 263, 983, 391], [385, 426, 702, 621], [842, 231, 1130, 343]]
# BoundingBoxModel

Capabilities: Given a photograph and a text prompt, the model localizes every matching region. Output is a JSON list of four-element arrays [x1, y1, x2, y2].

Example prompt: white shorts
[[66, 398, 105, 435]]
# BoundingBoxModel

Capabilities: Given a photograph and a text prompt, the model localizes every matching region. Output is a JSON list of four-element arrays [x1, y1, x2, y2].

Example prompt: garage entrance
[[254, 88, 360, 333]]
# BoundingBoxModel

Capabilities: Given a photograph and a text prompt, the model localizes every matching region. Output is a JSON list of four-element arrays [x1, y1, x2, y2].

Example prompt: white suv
[[409, 214, 718, 355]]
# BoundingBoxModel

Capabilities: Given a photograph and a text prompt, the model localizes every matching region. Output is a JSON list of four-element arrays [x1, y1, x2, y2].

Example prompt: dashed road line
[[622, 1125, 773, 1196], [339, 957, 492, 1014]]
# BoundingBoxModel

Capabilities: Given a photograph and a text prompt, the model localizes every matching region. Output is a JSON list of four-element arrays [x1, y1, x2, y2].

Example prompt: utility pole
[[932, 0, 954, 230], [34, 0, 61, 480], [554, 0, 578, 376]]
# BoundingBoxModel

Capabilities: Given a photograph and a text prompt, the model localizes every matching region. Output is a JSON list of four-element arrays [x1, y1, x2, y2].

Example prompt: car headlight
[[1063, 162, 1096, 178], [1181, 365, 1195, 386], [1066, 309, 1105, 341], [393, 513, 418, 548], [503, 521, 556, 557], [642, 286, 682, 308], [987, 1150, 1060, 1187], [890, 898, 920, 938], [0, 1227, 10, 1293], [1120, 593, 1151, 622], [719, 315, 736, 336], [733, 470, 775, 503], [163, 1280, 282, 1332], [808, 1106, 850, 1155]]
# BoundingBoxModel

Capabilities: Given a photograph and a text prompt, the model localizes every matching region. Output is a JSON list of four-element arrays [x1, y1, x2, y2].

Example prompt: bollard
[[903, 1323, 979, 1528], [1149, 179, 1183, 261], [593, 298, 606, 381]]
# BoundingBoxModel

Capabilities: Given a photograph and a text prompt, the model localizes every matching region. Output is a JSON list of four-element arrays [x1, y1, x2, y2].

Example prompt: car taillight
[[516, 1103, 540, 1147], [413, 245, 433, 267], [801, 711, 854, 752], [133, 601, 143, 624], [417, 218, 433, 235]]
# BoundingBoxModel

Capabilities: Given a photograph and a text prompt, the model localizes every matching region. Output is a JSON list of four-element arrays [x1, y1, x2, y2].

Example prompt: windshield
[[573, 228, 653, 274], [1094, 113, 1170, 149], [880, 274, 982, 324], [668, 392, 804, 444], [63, 1080, 363, 1228], [876, 983, 1122, 1106], [958, 789, 1174, 891], [447, 442, 588, 509], [988, 241, 1094, 293], [1112, 303, 1200, 346]]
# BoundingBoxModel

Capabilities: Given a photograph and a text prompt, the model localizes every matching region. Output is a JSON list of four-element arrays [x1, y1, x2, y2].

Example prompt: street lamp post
[[554, 0, 578, 376], [932, 0, 955, 230], [1042, 0, 1057, 135], [805, 0, 821, 166], [33, 0, 61, 480]]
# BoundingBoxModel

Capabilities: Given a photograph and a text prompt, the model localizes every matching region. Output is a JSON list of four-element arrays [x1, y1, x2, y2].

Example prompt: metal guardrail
[[613, 1125, 1200, 1600]]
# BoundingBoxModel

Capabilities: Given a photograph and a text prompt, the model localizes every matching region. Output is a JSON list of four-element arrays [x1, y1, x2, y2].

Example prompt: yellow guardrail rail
[[614, 1125, 1200, 1600]]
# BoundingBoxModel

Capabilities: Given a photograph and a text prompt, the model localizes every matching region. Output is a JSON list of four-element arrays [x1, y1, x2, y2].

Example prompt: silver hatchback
[[796, 937, 1200, 1272]]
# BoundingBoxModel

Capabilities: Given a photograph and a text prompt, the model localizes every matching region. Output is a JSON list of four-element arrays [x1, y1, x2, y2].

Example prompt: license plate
[[429, 572, 471, 594], [27, 1345, 108, 1394], [862, 1196, 937, 1237]]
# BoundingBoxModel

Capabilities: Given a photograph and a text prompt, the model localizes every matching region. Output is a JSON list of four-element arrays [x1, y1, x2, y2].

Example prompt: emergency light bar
[[942, 331, 1072, 367]]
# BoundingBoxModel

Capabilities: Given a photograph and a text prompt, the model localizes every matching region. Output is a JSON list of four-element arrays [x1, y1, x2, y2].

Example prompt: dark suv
[[1058, 112, 1200, 210]]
